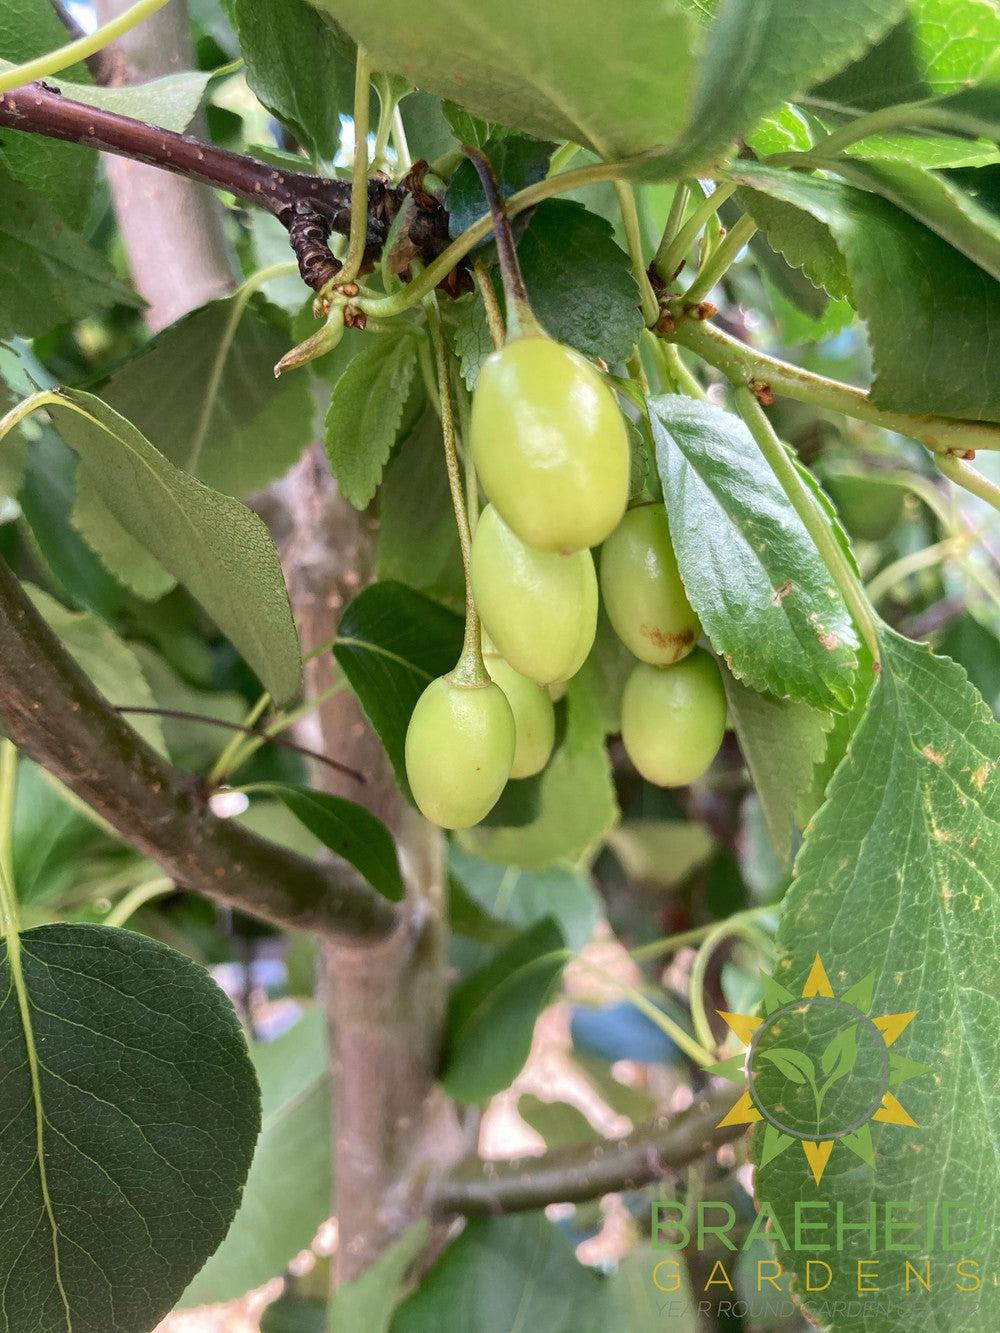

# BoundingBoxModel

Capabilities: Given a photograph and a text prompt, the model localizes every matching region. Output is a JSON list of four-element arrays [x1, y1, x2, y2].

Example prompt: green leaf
[[447, 291, 493, 392], [461, 678, 619, 869], [95, 294, 315, 495], [730, 162, 1000, 422], [758, 630, 1000, 1327], [442, 916, 566, 1103], [24, 584, 166, 755], [377, 410, 464, 609], [46, 389, 302, 705], [0, 173, 139, 340], [441, 100, 504, 149], [393, 1213, 618, 1331], [841, 131, 1000, 170], [446, 133, 554, 245], [181, 1011, 330, 1308], [0, 3, 94, 222], [518, 200, 643, 365], [816, 0, 1000, 110], [740, 188, 853, 302], [650, 395, 859, 712], [450, 843, 602, 954], [817, 155, 1000, 281], [324, 331, 419, 509], [130, 644, 246, 770], [722, 668, 831, 864], [758, 1046, 816, 1085], [648, 0, 906, 175], [332, 581, 464, 797], [310, 0, 696, 158], [0, 922, 260, 1332], [0, 59, 211, 130], [71, 483, 175, 601], [255, 783, 404, 902], [231, 0, 353, 158], [608, 1244, 696, 1332], [518, 1094, 602, 1147], [327, 1220, 429, 1333]]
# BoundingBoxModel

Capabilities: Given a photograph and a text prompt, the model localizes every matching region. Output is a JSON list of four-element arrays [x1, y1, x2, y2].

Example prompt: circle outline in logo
[[746, 996, 890, 1141]]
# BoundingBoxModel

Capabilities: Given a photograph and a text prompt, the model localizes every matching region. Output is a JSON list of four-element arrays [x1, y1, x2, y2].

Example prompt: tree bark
[[94, 0, 235, 331], [267, 448, 464, 1282]]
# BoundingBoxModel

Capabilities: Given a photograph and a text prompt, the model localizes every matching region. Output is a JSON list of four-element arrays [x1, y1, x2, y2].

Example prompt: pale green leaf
[[722, 669, 832, 864], [72, 482, 176, 601], [310, 0, 696, 158], [0, 923, 260, 1333], [48, 389, 302, 705], [182, 1011, 329, 1308], [518, 1094, 602, 1147], [740, 188, 853, 302], [324, 331, 419, 509], [461, 678, 619, 870], [731, 162, 1000, 422], [758, 630, 1000, 1330], [650, 395, 859, 711], [0, 173, 139, 340], [24, 584, 166, 756], [328, 1221, 429, 1333], [96, 294, 315, 495]]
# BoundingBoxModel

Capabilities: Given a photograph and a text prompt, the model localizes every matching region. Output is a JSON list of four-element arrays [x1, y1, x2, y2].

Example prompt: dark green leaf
[[47, 389, 302, 705], [324, 330, 419, 508], [731, 162, 1000, 421], [647, 0, 906, 175], [650, 395, 859, 711], [311, 0, 695, 158], [377, 410, 464, 609], [758, 629, 1000, 1327], [441, 101, 504, 149], [393, 1213, 617, 1331], [231, 0, 353, 158], [0, 923, 260, 1333], [446, 133, 554, 243], [739, 187, 853, 302], [332, 581, 464, 796], [442, 917, 565, 1103], [255, 783, 404, 902], [181, 1011, 330, 1308], [0, 173, 139, 340], [95, 294, 315, 495], [518, 200, 643, 364]]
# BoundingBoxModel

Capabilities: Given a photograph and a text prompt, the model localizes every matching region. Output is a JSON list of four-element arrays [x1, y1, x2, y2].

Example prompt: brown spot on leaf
[[819, 631, 841, 650], [971, 763, 991, 790], [922, 745, 944, 765], [772, 580, 793, 604]]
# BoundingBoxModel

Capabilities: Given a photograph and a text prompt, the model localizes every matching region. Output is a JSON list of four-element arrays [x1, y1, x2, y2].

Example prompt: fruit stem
[[654, 183, 737, 283], [0, 739, 17, 898], [936, 452, 1000, 518], [473, 259, 506, 351], [615, 180, 660, 326], [462, 145, 540, 340], [683, 213, 757, 306], [0, 0, 168, 93], [655, 181, 690, 272], [689, 914, 776, 1054], [426, 298, 487, 683], [734, 386, 881, 662], [323, 48, 372, 291]]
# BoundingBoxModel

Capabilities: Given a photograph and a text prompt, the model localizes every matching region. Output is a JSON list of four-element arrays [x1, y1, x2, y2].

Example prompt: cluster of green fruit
[[405, 335, 727, 829]]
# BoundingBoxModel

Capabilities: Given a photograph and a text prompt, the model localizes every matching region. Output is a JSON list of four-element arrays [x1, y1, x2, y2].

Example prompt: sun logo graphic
[[710, 954, 932, 1186]]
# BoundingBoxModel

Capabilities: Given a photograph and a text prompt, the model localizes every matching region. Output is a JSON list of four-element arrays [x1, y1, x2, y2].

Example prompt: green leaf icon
[[821, 1023, 859, 1086], [758, 1047, 817, 1085]]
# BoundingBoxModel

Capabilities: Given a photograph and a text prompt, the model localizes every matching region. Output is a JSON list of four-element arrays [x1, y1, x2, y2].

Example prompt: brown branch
[[0, 81, 421, 289], [0, 557, 397, 939], [429, 1087, 743, 1217]]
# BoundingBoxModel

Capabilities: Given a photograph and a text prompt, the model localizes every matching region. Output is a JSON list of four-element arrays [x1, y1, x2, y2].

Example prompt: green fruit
[[405, 674, 514, 828], [471, 503, 597, 684], [600, 504, 701, 665], [621, 650, 726, 788], [826, 474, 904, 542], [484, 650, 556, 778], [470, 336, 629, 552]]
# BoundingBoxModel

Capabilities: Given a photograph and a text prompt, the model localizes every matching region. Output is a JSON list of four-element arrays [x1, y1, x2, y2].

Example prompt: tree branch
[[0, 556, 397, 939], [0, 81, 437, 289], [429, 1087, 743, 1217], [664, 315, 1000, 456]]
